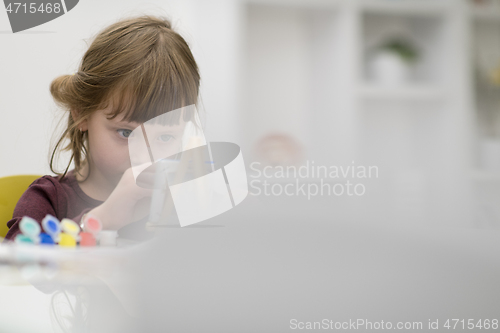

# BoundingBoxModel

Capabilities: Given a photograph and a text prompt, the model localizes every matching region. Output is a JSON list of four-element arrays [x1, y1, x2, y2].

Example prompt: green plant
[[379, 39, 419, 63]]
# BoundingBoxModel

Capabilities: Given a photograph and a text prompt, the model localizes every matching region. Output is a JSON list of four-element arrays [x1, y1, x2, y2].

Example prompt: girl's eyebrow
[[114, 119, 141, 128]]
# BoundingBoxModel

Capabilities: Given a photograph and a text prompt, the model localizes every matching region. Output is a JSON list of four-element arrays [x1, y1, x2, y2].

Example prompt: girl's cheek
[[100, 139, 128, 160]]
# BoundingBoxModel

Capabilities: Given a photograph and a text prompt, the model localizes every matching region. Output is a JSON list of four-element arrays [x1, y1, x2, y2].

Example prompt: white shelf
[[241, 0, 476, 225], [359, 0, 449, 17], [359, 83, 444, 101], [244, 0, 342, 9], [245, 0, 448, 13]]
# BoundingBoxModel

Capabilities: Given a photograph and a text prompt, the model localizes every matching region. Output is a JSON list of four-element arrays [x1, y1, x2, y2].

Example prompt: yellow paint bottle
[[59, 233, 76, 247]]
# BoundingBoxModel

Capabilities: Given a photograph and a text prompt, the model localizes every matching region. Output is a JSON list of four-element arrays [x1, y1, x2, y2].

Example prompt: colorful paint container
[[42, 214, 61, 240], [19, 216, 41, 242], [60, 218, 80, 237], [82, 214, 102, 235], [79, 232, 96, 247], [39, 233, 55, 245], [59, 233, 76, 247], [14, 234, 34, 244], [99, 230, 118, 246]]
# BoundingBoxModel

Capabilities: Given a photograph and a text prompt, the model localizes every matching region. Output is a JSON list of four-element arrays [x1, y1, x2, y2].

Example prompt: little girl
[[5, 15, 200, 240]]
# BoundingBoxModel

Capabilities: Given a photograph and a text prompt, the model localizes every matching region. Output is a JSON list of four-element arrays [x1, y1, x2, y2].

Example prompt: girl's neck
[[75, 162, 118, 202]]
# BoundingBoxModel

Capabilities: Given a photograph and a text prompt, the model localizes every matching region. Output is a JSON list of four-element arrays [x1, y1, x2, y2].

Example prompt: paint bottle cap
[[19, 216, 41, 241], [59, 233, 76, 247], [60, 218, 80, 237], [99, 230, 118, 246], [82, 214, 102, 235], [42, 214, 60, 239]]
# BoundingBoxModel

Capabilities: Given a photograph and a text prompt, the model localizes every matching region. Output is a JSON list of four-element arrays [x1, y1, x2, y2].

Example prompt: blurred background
[[3, 1, 500, 331], [1, 0, 500, 230]]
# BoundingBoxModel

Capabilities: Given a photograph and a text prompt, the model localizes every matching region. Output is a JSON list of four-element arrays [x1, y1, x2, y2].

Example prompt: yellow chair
[[0, 175, 42, 238]]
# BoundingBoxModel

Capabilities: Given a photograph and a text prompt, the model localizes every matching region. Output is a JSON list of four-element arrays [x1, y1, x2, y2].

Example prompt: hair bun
[[50, 74, 75, 109]]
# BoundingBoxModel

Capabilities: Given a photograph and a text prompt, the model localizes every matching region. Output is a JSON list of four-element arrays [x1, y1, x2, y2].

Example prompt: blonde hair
[[50, 15, 200, 178]]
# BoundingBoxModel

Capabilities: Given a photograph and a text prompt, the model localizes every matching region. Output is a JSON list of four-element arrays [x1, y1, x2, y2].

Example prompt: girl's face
[[83, 109, 136, 185], [82, 105, 186, 186]]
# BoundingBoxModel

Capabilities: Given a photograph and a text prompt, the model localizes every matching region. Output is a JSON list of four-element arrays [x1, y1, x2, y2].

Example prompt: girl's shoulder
[[31, 170, 102, 207], [19, 171, 90, 208], [14, 170, 101, 219], [28, 170, 78, 192]]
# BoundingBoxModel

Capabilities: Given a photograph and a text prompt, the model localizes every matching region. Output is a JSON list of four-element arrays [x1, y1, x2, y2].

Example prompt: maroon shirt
[[5, 170, 103, 241]]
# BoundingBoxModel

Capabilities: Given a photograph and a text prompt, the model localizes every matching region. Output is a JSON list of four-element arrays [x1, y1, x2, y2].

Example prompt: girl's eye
[[117, 129, 133, 138], [158, 134, 174, 142]]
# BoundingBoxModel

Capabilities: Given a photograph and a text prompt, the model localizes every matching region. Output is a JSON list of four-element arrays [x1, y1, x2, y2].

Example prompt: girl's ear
[[71, 109, 88, 132]]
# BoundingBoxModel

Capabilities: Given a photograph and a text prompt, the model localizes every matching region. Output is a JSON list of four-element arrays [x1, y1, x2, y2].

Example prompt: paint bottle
[[79, 232, 96, 247], [39, 233, 55, 245], [81, 214, 102, 235], [19, 216, 41, 243], [99, 230, 118, 247], [60, 218, 80, 238], [14, 234, 34, 244], [59, 233, 76, 247], [42, 214, 61, 242]]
